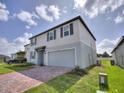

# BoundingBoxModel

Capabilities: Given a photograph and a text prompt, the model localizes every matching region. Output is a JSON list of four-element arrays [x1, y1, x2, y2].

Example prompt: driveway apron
[[0, 66, 72, 93]]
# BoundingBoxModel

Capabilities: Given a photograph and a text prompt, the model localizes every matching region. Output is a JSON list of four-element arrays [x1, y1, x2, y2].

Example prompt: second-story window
[[47, 30, 56, 41], [49, 31, 54, 40], [63, 25, 70, 36], [61, 23, 73, 38], [31, 38, 36, 46]]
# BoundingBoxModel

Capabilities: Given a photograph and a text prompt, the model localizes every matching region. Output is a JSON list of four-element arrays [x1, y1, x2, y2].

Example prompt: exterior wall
[[78, 20, 97, 68], [11, 53, 17, 60], [28, 45, 38, 64], [44, 42, 82, 67], [25, 44, 32, 63], [112, 52, 117, 64], [113, 42, 124, 68], [35, 19, 80, 48]]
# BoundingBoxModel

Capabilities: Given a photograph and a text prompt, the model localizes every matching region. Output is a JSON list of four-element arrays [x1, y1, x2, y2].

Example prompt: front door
[[37, 51, 44, 65]]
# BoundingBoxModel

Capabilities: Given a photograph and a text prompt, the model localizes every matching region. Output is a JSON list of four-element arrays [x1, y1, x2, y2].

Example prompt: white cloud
[[25, 25, 31, 29], [48, 5, 60, 20], [122, 10, 124, 15], [0, 2, 6, 9], [74, 0, 87, 9], [0, 2, 9, 21], [16, 10, 37, 26], [62, 7, 67, 13], [74, 0, 124, 18], [0, 32, 32, 56], [114, 15, 124, 23], [97, 37, 120, 54], [36, 4, 53, 22], [35, 4, 60, 22], [62, 9, 67, 13], [114, 10, 124, 24]]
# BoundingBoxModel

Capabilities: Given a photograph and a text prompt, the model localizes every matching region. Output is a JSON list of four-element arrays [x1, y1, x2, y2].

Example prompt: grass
[[24, 60, 124, 93], [0, 60, 33, 74], [103, 60, 124, 93]]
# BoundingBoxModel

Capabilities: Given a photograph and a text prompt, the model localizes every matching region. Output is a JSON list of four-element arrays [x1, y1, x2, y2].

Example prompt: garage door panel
[[48, 49, 75, 67]]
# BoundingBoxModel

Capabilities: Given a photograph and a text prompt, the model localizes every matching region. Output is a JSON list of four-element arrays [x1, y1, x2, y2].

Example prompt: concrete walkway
[[0, 66, 72, 93]]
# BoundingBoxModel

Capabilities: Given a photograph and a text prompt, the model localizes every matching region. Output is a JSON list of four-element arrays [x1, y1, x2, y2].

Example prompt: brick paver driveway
[[0, 66, 72, 93]]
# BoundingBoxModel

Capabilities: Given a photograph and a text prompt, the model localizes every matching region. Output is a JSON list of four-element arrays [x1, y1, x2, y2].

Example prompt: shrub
[[70, 66, 88, 76]]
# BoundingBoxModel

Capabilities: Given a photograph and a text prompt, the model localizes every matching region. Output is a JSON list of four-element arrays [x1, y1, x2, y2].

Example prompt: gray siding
[[80, 42, 96, 68], [113, 42, 124, 68]]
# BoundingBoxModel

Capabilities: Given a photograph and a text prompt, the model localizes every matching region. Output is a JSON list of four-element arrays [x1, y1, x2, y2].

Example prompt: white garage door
[[48, 49, 75, 67]]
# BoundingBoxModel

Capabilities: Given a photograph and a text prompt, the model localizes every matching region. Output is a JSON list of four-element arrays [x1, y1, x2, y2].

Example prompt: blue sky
[[0, 0, 124, 55]]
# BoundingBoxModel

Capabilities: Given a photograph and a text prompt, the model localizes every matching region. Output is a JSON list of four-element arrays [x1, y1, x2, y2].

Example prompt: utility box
[[99, 73, 108, 90], [96, 60, 101, 66], [111, 60, 115, 66]]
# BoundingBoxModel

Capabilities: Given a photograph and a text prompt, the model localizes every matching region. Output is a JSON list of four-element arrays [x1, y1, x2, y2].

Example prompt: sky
[[0, 0, 124, 56]]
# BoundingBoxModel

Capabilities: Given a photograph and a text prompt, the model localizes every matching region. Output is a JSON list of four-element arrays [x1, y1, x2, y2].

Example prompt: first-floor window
[[30, 51, 35, 59]]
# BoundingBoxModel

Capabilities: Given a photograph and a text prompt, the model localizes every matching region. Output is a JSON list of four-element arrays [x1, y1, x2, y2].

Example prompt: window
[[30, 51, 35, 59], [47, 30, 56, 41], [61, 23, 73, 37], [31, 38, 36, 46], [63, 25, 70, 36], [49, 31, 54, 40]]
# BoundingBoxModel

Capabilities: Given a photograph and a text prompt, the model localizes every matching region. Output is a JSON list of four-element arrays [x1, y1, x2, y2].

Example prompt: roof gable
[[30, 16, 96, 41], [111, 36, 124, 53]]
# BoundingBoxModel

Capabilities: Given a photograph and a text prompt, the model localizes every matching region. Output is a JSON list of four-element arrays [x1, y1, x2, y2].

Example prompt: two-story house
[[111, 36, 124, 68], [25, 16, 97, 68]]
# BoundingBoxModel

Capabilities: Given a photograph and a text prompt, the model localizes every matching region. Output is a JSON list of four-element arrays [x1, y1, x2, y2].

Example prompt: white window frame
[[63, 25, 70, 37], [48, 31, 54, 41]]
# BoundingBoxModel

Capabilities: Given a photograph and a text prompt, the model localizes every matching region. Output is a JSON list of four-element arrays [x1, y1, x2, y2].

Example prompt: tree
[[16, 51, 25, 60], [102, 51, 110, 57], [97, 54, 102, 57]]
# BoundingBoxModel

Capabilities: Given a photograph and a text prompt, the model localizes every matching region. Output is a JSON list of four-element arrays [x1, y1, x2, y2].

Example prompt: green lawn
[[24, 60, 124, 93], [0, 60, 33, 74]]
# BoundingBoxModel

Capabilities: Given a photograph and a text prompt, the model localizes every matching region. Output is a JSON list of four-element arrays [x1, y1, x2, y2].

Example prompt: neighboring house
[[111, 36, 124, 68], [25, 44, 31, 62], [0, 54, 10, 61], [16, 51, 26, 60], [25, 16, 97, 68], [11, 51, 26, 60], [11, 53, 17, 60]]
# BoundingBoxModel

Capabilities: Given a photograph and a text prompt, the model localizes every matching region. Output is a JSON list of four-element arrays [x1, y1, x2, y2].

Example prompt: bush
[[70, 66, 88, 76]]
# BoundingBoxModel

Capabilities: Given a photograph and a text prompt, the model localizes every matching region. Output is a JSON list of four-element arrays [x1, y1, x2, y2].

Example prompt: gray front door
[[37, 51, 44, 65]]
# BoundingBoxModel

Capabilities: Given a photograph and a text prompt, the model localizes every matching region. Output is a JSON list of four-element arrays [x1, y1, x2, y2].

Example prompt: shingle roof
[[111, 36, 124, 53], [29, 16, 96, 41]]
